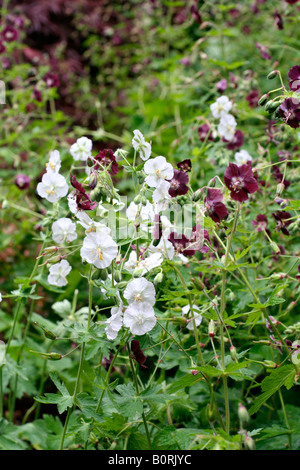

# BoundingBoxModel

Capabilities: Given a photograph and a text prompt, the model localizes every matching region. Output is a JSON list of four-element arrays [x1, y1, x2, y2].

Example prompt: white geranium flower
[[234, 149, 253, 166], [37, 171, 68, 203], [0, 293, 2, 302], [153, 180, 172, 212], [123, 302, 156, 335], [149, 237, 175, 260], [80, 232, 118, 269], [217, 114, 237, 141], [132, 130, 151, 161], [124, 278, 156, 306], [182, 304, 202, 330], [144, 156, 174, 188], [76, 211, 111, 235], [126, 200, 154, 231], [52, 218, 77, 244], [210, 95, 232, 118], [48, 260, 72, 287], [124, 251, 163, 276], [46, 150, 61, 173], [105, 304, 124, 340], [70, 136, 92, 161]]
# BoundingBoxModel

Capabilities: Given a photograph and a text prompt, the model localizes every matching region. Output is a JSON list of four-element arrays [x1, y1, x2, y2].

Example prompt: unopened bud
[[276, 183, 285, 196], [48, 352, 62, 360], [192, 188, 202, 202], [230, 345, 238, 362], [153, 271, 163, 285], [114, 270, 122, 282], [141, 196, 147, 206], [134, 195, 141, 205], [267, 70, 278, 79], [116, 281, 128, 290], [46, 254, 62, 265], [270, 272, 287, 280], [42, 246, 58, 256], [270, 241, 280, 254], [258, 93, 269, 106], [244, 434, 256, 450], [263, 360, 277, 369], [238, 403, 249, 426], [208, 320, 215, 338]]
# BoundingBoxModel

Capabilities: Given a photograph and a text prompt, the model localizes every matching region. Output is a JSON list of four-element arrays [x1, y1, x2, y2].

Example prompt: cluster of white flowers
[[210, 96, 237, 141], [37, 150, 68, 203], [105, 278, 157, 339]]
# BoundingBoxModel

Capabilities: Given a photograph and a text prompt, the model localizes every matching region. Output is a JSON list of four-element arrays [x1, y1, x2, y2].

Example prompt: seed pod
[[267, 70, 278, 79], [263, 360, 278, 369], [42, 246, 58, 256], [48, 352, 62, 360]]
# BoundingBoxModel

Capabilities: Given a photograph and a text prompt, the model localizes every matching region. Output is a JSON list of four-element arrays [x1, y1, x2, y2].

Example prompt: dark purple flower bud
[[168, 169, 189, 197], [255, 42, 271, 60], [43, 72, 60, 88], [224, 163, 259, 202], [190, 4, 202, 24], [204, 188, 228, 223], [246, 89, 259, 108], [278, 97, 300, 128], [15, 173, 30, 190], [272, 210, 292, 236], [1, 25, 18, 42], [274, 11, 284, 30], [131, 340, 147, 367], [177, 159, 192, 173], [33, 89, 42, 102], [179, 56, 191, 66], [223, 129, 244, 150]]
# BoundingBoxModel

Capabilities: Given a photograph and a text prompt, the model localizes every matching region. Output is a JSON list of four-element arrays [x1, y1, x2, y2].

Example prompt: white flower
[[76, 211, 111, 236], [149, 237, 175, 260], [105, 303, 124, 340], [123, 302, 156, 335], [144, 156, 174, 188], [152, 180, 172, 212], [124, 251, 163, 276], [114, 148, 129, 162], [234, 149, 253, 166], [210, 96, 232, 119], [37, 172, 68, 203], [132, 130, 151, 161], [52, 218, 77, 244], [217, 114, 237, 141], [80, 232, 118, 268], [0, 293, 2, 302], [70, 136, 93, 161], [46, 150, 61, 173], [124, 278, 156, 306], [182, 304, 202, 330], [48, 260, 72, 287], [126, 200, 154, 231]]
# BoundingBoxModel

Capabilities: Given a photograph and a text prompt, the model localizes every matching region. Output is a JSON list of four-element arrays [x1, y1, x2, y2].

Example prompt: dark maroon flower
[[15, 173, 30, 190], [272, 210, 292, 236], [131, 340, 147, 367], [255, 42, 271, 60], [285, 0, 299, 4], [274, 11, 284, 30], [251, 214, 268, 232], [204, 188, 228, 223], [224, 163, 259, 202], [177, 159, 192, 173], [168, 232, 195, 257], [278, 97, 300, 129], [190, 4, 202, 24], [94, 149, 119, 176], [198, 124, 213, 142], [1, 25, 18, 42], [33, 89, 42, 102], [246, 89, 259, 108], [223, 129, 244, 150], [216, 78, 227, 93], [43, 72, 60, 88], [0, 41, 6, 54], [70, 174, 97, 211], [168, 169, 189, 197], [296, 265, 300, 280], [288, 65, 300, 92], [190, 226, 211, 253]]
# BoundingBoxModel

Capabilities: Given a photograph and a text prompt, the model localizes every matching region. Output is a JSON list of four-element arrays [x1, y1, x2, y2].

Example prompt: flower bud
[[114, 270, 122, 282], [267, 70, 278, 79], [134, 195, 141, 204], [141, 196, 148, 206], [48, 352, 62, 360], [116, 281, 128, 290], [192, 189, 202, 202], [244, 434, 256, 450], [270, 272, 287, 280], [230, 345, 238, 362], [208, 320, 215, 338], [153, 271, 163, 285], [258, 93, 269, 106], [238, 403, 249, 426], [276, 182, 285, 196], [263, 360, 277, 369], [270, 241, 280, 254], [42, 246, 59, 256]]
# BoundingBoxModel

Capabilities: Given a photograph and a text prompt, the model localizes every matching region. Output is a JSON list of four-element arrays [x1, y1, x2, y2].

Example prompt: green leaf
[[35, 373, 73, 414]]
